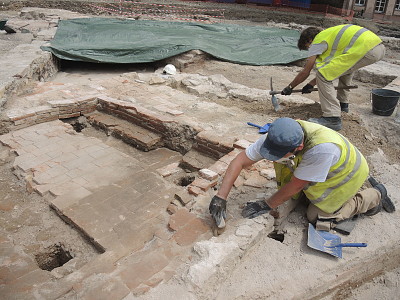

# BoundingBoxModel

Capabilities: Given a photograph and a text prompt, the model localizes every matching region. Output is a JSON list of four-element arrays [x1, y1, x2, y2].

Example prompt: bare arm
[[289, 55, 317, 89], [266, 176, 310, 208], [308, 77, 317, 86], [217, 151, 256, 200]]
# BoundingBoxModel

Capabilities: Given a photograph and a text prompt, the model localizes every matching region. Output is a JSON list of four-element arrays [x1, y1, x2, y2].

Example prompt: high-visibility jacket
[[313, 24, 382, 81], [274, 120, 369, 213]]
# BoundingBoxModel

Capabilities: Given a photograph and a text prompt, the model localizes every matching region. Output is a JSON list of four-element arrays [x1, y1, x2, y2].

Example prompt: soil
[[1, 1, 400, 299]]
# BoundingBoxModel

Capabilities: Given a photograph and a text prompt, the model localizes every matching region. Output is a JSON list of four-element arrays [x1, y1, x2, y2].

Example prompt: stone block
[[260, 168, 276, 180], [243, 172, 269, 188], [234, 175, 245, 188], [273, 197, 301, 221]]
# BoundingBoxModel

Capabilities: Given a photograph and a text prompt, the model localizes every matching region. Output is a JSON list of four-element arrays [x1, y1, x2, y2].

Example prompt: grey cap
[[260, 118, 304, 161]]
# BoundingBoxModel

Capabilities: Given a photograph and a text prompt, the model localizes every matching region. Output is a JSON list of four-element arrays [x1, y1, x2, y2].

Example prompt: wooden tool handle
[[269, 85, 358, 95]]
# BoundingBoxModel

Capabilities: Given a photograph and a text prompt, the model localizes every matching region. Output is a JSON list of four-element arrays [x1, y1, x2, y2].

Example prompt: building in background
[[233, 0, 400, 22], [350, 0, 400, 21]]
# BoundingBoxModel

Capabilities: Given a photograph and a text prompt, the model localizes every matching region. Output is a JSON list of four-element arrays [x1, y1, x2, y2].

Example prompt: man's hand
[[242, 200, 271, 219], [209, 195, 227, 228], [281, 86, 293, 95], [301, 83, 314, 94]]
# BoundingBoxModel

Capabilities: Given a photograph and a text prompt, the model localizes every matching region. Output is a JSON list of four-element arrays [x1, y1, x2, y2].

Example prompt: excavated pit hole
[[177, 175, 195, 186], [268, 231, 285, 243], [35, 244, 74, 271], [62, 116, 88, 132]]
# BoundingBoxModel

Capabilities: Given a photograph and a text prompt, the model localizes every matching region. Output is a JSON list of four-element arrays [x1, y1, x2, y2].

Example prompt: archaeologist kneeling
[[209, 117, 395, 231]]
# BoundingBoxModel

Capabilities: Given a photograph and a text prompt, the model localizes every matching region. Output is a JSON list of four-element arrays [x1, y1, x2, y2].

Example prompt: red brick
[[190, 177, 217, 192], [233, 139, 252, 149], [180, 149, 215, 171], [7, 111, 35, 121], [194, 143, 221, 159], [174, 191, 192, 205], [154, 226, 174, 241], [173, 218, 210, 246], [132, 284, 151, 295], [0, 199, 15, 211], [209, 160, 229, 175], [81, 278, 130, 300], [119, 251, 169, 290], [156, 162, 181, 177], [199, 168, 218, 181], [168, 208, 196, 231], [135, 106, 174, 123], [196, 131, 220, 145], [188, 185, 204, 196]]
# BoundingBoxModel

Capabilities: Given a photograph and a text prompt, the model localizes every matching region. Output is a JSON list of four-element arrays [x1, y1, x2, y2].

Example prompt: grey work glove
[[242, 200, 271, 219], [281, 86, 293, 95], [301, 83, 314, 94], [209, 195, 227, 228]]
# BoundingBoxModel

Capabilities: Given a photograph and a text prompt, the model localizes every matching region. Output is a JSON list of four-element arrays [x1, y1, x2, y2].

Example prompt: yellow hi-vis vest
[[274, 120, 369, 213], [313, 24, 382, 81]]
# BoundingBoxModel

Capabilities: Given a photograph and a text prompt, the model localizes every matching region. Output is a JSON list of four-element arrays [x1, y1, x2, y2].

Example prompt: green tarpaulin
[[41, 18, 308, 65]]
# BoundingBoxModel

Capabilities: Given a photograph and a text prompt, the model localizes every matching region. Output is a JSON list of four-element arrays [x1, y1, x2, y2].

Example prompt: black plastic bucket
[[371, 88, 400, 116]]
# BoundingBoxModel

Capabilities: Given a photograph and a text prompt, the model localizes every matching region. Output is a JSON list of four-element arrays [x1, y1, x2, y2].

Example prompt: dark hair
[[298, 27, 322, 50]]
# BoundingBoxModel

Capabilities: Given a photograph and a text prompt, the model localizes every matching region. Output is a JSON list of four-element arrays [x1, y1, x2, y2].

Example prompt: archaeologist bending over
[[209, 118, 395, 231], [281, 25, 385, 131]]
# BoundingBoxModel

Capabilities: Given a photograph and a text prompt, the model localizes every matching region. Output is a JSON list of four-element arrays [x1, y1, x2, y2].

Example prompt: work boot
[[340, 102, 349, 113], [364, 195, 382, 216], [368, 177, 396, 213], [307, 117, 342, 131]]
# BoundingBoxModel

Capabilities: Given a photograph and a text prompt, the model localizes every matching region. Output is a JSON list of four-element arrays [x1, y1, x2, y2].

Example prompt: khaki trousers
[[307, 188, 381, 227], [316, 43, 386, 117]]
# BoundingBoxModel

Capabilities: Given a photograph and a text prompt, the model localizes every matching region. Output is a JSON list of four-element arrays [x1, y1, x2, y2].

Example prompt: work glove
[[281, 86, 293, 95], [301, 83, 314, 94], [242, 200, 271, 219], [209, 195, 227, 228]]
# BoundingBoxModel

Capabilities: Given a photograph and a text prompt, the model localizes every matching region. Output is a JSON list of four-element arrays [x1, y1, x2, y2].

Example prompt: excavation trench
[[1, 6, 400, 297]]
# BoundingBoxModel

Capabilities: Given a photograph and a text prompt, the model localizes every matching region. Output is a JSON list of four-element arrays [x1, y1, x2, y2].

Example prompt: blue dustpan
[[247, 122, 270, 134], [307, 223, 367, 258]]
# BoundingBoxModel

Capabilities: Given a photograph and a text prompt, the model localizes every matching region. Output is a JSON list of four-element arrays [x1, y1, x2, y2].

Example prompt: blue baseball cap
[[260, 118, 304, 161]]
